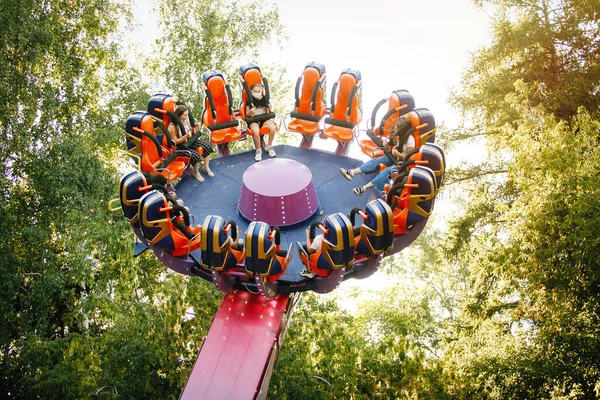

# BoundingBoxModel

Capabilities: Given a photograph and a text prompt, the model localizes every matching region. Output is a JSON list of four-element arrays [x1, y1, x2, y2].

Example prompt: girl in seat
[[246, 83, 277, 161], [169, 104, 215, 182], [339, 118, 415, 196]]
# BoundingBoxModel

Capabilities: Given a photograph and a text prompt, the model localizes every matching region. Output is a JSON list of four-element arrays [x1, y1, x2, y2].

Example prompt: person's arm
[[246, 104, 255, 117], [392, 147, 404, 160], [305, 228, 313, 253], [169, 123, 190, 145]]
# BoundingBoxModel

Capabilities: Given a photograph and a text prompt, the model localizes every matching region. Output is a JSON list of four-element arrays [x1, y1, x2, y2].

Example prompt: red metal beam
[[180, 291, 297, 399]]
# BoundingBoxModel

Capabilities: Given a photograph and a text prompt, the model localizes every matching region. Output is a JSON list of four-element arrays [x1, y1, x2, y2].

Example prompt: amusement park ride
[[110, 62, 445, 399]]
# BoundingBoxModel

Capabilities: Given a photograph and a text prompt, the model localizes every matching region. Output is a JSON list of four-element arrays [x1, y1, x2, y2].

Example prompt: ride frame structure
[[116, 80, 443, 398]]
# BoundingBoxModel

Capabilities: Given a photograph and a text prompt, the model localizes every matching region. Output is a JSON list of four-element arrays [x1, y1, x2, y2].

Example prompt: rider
[[246, 83, 277, 162]]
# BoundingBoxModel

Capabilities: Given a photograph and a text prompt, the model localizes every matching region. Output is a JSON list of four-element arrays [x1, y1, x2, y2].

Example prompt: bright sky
[[269, 0, 490, 150]]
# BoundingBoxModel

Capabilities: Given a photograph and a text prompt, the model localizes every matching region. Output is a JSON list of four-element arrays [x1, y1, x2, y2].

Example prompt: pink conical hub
[[238, 158, 319, 228]]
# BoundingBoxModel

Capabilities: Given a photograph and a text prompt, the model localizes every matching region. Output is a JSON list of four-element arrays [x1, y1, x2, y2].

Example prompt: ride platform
[[174, 144, 376, 282]]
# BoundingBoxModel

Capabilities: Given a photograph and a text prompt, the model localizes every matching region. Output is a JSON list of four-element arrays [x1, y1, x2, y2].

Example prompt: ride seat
[[148, 93, 204, 152], [244, 222, 288, 282], [360, 90, 415, 158], [201, 70, 242, 145], [403, 108, 436, 148], [385, 166, 436, 235], [391, 142, 446, 196], [238, 63, 278, 135], [288, 62, 327, 135], [125, 112, 190, 183], [139, 190, 201, 256], [200, 215, 245, 271], [322, 68, 363, 143], [119, 171, 172, 227], [411, 144, 445, 191], [350, 199, 394, 259], [301, 213, 355, 277]]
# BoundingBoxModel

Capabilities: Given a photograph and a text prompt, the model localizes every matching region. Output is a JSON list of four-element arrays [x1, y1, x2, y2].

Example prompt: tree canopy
[[2, 0, 600, 398]]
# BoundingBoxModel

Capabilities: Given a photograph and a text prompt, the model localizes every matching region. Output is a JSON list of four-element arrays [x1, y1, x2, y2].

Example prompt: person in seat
[[169, 104, 214, 182], [246, 83, 277, 161], [339, 118, 415, 196]]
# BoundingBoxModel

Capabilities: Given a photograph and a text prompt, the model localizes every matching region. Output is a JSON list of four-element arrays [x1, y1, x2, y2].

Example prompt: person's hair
[[174, 104, 188, 117], [389, 118, 415, 149], [251, 83, 263, 91]]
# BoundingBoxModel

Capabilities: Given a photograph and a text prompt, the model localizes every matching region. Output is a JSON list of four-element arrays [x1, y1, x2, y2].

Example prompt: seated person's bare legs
[[250, 122, 262, 161], [264, 120, 277, 157]]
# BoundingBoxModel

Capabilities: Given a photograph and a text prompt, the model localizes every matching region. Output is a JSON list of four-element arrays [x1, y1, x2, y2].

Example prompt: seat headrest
[[125, 111, 152, 135], [202, 70, 226, 84], [390, 90, 415, 115], [305, 61, 326, 75], [148, 94, 175, 120], [419, 144, 445, 190], [340, 68, 361, 81], [201, 215, 230, 254], [119, 170, 148, 223], [242, 68, 262, 87], [207, 75, 226, 99], [239, 63, 261, 75], [414, 108, 436, 143], [364, 199, 394, 235], [323, 213, 353, 251]]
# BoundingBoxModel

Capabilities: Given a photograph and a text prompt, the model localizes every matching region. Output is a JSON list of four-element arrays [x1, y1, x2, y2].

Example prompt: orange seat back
[[202, 71, 235, 126], [239, 64, 263, 120], [330, 69, 362, 124], [294, 62, 326, 118]]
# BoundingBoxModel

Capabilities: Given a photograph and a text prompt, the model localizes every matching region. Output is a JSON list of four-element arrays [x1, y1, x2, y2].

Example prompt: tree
[[437, 0, 600, 397]]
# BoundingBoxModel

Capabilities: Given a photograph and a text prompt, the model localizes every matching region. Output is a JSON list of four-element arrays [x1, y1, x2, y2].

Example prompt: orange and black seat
[[139, 190, 201, 257], [287, 62, 327, 136], [392, 143, 445, 194], [359, 90, 415, 158], [201, 70, 242, 145], [244, 222, 289, 282], [119, 170, 172, 228], [349, 199, 394, 259], [322, 68, 363, 143], [298, 212, 354, 277], [238, 63, 278, 135], [125, 111, 190, 183], [148, 93, 203, 151], [200, 215, 245, 271], [385, 166, 436, 235], [403, 108, 436, 148]]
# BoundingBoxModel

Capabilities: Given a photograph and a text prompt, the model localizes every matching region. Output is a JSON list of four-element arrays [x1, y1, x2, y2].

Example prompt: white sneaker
[[255, 149, 262, 162], [200, 166, 214, 178], [192, 172, 205, 182], [265, 146, 276, 158], [300, 269, 316, 279]]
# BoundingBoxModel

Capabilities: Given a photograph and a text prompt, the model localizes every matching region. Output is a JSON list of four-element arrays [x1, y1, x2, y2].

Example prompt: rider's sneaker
[[300, 269, 316, 279], [255, 148, 262, 162], [339, 168, 354, 181], [265, 145, 276, 158], [353, 186, 365, 196], [200, 166, 214, 178], [192, 172, 205, 182]]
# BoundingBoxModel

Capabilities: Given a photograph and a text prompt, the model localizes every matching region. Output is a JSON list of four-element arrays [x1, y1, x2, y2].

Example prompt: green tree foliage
[[450, 0, 600, 130], [152, 0, 287, 113], [270, 285, 450, 400], [438, 0, 600, 398], [0, 0, 292, 398]]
